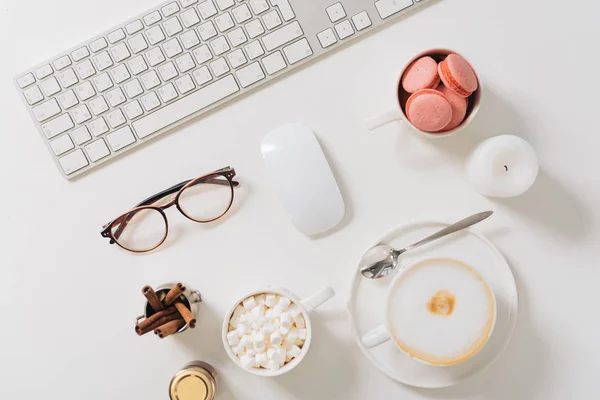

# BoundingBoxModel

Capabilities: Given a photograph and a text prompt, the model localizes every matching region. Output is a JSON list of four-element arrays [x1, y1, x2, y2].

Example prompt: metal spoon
[[360, 211, 493, 279]]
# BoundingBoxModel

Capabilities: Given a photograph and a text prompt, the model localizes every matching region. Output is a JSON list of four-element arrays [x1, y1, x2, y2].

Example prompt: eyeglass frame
[[100, 166, 239, 253]]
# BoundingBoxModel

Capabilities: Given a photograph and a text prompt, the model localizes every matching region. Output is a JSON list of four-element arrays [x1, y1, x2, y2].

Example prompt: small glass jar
[[169, 361, 218, 400]]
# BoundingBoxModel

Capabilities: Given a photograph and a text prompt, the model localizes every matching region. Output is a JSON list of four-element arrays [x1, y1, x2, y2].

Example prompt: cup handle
[[362, 324, 390, 348], [301, 286, 335, 313], [366, 108, 404, 131]]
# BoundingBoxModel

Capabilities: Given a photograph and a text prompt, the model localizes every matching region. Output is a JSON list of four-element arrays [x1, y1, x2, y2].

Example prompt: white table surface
[[1, 0, 599, 398]]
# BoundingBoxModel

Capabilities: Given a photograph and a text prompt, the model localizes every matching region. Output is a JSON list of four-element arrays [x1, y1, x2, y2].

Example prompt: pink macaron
[[436, 85, 468, 131], [438, 54, 478, 97], [401, 56, 440, 93], [405, 89, 452, 133]]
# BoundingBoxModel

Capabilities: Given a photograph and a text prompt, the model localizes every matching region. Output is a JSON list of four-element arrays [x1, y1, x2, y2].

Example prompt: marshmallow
[[270, 330, 283, 346], [298, 328, 307, 340], [276, 347, 287, 366], [267, 347, 277, 359], [256, 352, 268, 368], [251, 305, 265, 318], [233, 304, 245, 316], [229, 316, 240, 329], [288, 345, 302, 359], [240, 334, 252, 348], [265, 309, 274, 319], [273, 305, 285, 317], [232, 343, 244, 355], [267, 360, 280, 371], [282, 340, 294, 350], [279, 312, 292, 329], [246, 347, 256, 356], [287, 305, 301, 317], [277, 296, 291, 309], [252, 316, 266, 330], [240, 354, 256, 368], [240, 313, 253, 324], [261, 323, 275, 336], [243, 296, 257, 310], [253, 332, 265, 346], [227, 331, 240, 346], [295, 314, 305, 329], [287, 328, 299, 343], [256, 294, 266, 305], [254, 342, 266, 353], [286, 354, 293, 362], [237, 322, 250, 336], [294, 338, 304, 346], [265, 294, 277, 308], [280, 326, 290, 336]]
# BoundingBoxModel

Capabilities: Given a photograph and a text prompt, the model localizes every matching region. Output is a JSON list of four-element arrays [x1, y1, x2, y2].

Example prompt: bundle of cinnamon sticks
[[135, 283, 197, 339]]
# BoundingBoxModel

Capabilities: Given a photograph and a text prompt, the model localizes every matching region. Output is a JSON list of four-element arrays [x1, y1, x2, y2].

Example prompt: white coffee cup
[[222, 286, 335, 376], [367, 48, 483, 138], [362, 257, 496, 366]]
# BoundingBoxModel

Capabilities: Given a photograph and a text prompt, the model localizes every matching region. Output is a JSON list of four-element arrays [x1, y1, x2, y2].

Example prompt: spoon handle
[[402, 211, 493, 254]]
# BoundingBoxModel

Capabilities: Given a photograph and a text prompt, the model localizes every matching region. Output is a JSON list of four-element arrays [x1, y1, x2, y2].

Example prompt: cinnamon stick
[[154, 318, 186, 339], [135, 307, 179, 336], [174, 301, 196, 329], [163, 283, 186, 306], [142, 285, 164, 312]]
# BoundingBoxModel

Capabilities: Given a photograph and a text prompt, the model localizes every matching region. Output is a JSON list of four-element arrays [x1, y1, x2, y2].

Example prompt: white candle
[[465, 135, 539, 197]]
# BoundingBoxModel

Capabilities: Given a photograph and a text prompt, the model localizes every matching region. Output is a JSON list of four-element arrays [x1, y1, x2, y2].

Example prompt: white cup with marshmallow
[[222, 286, 335, 376]]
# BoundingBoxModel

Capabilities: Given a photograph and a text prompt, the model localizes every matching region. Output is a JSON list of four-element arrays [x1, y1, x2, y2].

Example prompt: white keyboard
[[15, 0, 434, 179]]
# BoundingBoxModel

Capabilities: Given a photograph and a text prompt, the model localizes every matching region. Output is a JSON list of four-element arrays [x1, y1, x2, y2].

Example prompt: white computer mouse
[[261, 123, 346, 236]]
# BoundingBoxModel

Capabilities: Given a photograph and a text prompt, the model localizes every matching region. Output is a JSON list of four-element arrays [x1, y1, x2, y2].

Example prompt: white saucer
[[347, 221, 518, 388]]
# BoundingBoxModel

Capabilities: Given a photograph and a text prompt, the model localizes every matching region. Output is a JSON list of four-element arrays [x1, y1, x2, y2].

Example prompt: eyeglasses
[[101, 167, 239, 252]]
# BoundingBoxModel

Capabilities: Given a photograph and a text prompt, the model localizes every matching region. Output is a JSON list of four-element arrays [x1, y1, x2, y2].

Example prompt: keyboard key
[[92, 51, 114, 71], [23, 86, 44, 105], [144, 11, 162, 25], [283, 38, 312, 64], [89, 38, 108, 52], [128, 34, 149, 54], [235, 62, 264, 87], [93, 73, 113, 92], [270, 0, 294, 21], [175, 53, 196, 72], [197, 0, 218, 18], [107, 29, 126, 44], [106, 126, 136, 151], [180, 0, 198, 7], [192, 66, 212, 86], [228, 27, 247, 47], [57, 68, 78, 88], [53, 56, 72, 71], [245, 19, 265, 39], [33, 99, 61, 122], [17, 73, 35, 88], [57, 90, 79, 109], [111, 43, 131, 63], [41, 113, 73, 137], [35, 64, 53, 79], [124, 79, 144, 98], [124, 100, 144, 119], [215, 12, 235, 32], [198, 21, 218, 41], [175, 74, 196, 94], [75, 60, 96, 80], [209, 57, 230, 77], [141, 92, 162, 111], [72, 104, 92, 123], [216, 0, 234, 10], [249, 0, 269, 15], [375, 0, 413, 19], [89, 95, 110, 118], [232, 4, 252, 23], [158, 83, 179, 102], [110, 64, 131, 84], [326, 2, 345, 23], [262, 51, 286, 75], [317, 28, 337, 48], [180, 30, 200, 49], [146, 26, 166, 45], [227, 49, 247, 68], [244, 41, 264, 60], [59, 149, 88, 175], [125, 20, 144, 34], [163, 38, 183, 58], [106, 109, 126, 128], [106, 88, 127, 107], [210, 36, 230, 56], [145, 48, 165, 67], [71, 126, 92, 145], [89, 117, 109, 136], [180, 8, 200, 27], [261, 21, 303, 51], [334, 20, 354, 39], [132, 75, 239, 138], [71, 47, 90, 62], [141, 70, 161, 89], [50, 134, 74, 156], [192, 45, 213, 64], [163, 17, 183, 36], [85, 138, 111, 162], [161, 2, 180, 16], [262, 10, 282, 30], [75, 81, 96, 101], [352, 11, 372, 31], [159, 61, 179, 81]]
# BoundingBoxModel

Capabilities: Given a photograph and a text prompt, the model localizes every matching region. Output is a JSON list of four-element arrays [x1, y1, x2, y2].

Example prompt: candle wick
[[504, 165, 508, 172]]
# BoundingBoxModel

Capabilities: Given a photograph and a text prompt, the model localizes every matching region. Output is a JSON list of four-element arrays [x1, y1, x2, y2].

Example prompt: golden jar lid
[[169, 362, 217, 400]]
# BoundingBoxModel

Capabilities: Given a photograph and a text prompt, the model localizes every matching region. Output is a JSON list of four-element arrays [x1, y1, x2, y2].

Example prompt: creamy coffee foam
[[387, 258, 495, 365]]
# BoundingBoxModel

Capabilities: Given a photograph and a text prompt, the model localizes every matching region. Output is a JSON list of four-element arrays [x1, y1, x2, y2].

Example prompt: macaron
[[438, 54, 478, 97], [436, 85, 468, 131], [405, 89, 452, 133], [401, 56, 440, 93]]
